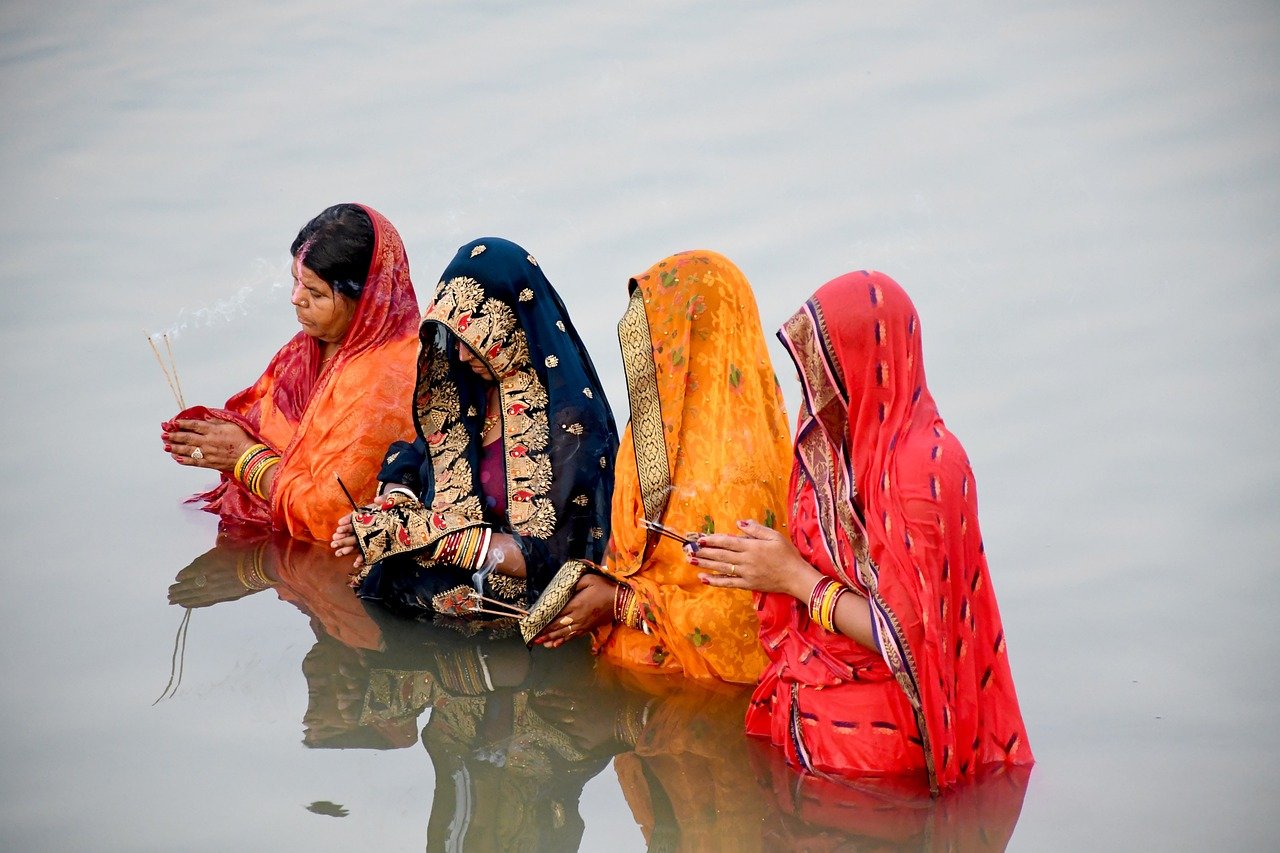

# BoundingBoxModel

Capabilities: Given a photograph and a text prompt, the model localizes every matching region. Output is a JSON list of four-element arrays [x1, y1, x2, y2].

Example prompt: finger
[[174, 419, 209, 434], [700, 572, 750, 589], [736, 518, 777, 540], [352, 556, 364, 569], [696, 533, 751, 552], [689, 545, 745, 565]]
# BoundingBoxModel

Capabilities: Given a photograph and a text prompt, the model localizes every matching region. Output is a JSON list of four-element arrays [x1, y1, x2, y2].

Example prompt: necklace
[[481, 388, 501, 438]]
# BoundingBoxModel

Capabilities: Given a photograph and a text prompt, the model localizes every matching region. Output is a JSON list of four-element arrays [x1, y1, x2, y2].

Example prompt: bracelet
[[247, 455, 280, 499], [807, 577, 849, 633], [233, 443, 271, 483], [430, 526, 492, 573], [613, 582, 644, 631]]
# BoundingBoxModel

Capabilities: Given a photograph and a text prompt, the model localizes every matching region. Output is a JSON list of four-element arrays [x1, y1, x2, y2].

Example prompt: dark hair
[[290, 204, 375, 299]]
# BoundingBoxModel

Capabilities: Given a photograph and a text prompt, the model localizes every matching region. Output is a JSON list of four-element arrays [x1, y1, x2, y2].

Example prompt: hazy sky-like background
[[2, 1, 1277, 849]]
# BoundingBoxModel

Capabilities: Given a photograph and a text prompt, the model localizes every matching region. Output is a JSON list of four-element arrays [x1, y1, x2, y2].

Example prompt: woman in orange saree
[[693, 271, 1032, 794], [162, 204, 419, 541], [537, 251, 792, 685]]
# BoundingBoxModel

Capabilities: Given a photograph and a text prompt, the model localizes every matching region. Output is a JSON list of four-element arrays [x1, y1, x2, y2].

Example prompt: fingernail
[[700, 576, 710, 585], [689, 557, 699, 565], [164, 444, 172, 451], [737, 519, 748, 528]]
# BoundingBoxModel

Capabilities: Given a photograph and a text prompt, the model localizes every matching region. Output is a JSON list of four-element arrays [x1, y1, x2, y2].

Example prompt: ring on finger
[[191, 447, 205, 461]]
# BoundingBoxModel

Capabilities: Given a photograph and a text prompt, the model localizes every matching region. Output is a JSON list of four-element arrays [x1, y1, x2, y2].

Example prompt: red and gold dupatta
[[191, 205, 420, 541], [753, 270, 1032, 793]]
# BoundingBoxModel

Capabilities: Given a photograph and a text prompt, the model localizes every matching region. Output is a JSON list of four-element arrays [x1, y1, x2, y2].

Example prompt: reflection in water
[[166, 536, 1031, 850]]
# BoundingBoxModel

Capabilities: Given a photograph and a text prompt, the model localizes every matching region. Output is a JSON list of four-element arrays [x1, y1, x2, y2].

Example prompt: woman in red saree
[[693, 270, 1032, 795], [162, 204, 419, 541]]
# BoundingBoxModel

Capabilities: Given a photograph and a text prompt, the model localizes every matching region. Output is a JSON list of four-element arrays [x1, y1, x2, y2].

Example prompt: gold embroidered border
[[518, 559, 588, 644], [419, 276, 556, 541], [617, 286, 670, 523]]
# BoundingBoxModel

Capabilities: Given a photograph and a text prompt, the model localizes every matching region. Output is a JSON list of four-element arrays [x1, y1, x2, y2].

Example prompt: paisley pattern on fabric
[[186, 204, 420, 541], [748, 270, 1033, 795], [354, 238, 617, 625], [596, 250, 792, 684]]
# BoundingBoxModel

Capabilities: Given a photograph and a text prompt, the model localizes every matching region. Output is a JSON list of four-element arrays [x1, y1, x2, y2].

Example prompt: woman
[[162, 204, 420, 541], [535, 251, 791, 685], [693, 271, 1032, 794], [332, 238, 617, 624]]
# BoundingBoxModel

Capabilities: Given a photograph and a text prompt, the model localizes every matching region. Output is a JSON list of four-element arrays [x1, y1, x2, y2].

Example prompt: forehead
[[292, 261, 328, 289]]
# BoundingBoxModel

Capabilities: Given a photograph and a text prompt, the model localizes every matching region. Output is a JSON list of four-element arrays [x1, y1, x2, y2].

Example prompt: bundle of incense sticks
[[146, 332, 186, 410], [642, 518, 698, 546], [465, 590, 529, 619]]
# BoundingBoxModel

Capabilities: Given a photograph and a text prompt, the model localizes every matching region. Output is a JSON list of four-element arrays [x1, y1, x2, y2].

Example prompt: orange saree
[[189, 205, 419, 541], [596, 251, 792, 684]]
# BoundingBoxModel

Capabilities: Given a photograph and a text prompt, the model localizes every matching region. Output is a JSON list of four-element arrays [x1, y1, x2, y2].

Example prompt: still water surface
[[1, 1, 1277, 849]]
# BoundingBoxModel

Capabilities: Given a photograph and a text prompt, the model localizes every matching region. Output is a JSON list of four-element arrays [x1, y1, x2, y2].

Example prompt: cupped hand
[[534, 573, 616, 648], [691, 519, 819, 598], [330, 512, 364, 569], [163, 417, 256, 472]]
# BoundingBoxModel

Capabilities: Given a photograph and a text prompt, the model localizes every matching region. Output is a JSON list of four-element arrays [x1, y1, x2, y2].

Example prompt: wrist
[[787, 561, 824, 602]]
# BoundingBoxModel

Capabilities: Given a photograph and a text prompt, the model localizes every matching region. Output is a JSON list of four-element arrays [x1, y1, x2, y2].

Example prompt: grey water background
[[2, 0, 1277, 849]]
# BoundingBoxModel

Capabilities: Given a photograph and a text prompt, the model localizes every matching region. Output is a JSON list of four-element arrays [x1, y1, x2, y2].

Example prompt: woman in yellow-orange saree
[[537, 251, 791, 685]]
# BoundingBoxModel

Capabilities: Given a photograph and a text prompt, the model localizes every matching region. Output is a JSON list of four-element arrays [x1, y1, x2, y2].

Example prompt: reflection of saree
[[189, 205, 420, 541], [749, 271, 1032, 794], [353, 238, 617, 620], [596, 251, 791, 684]]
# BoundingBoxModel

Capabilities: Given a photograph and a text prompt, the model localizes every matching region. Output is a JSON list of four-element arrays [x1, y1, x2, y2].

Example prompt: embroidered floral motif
[[582, 387, 593, 399], [572, 494, 589, 506], [466, 405, 477, 417], [563, 422, 584, 436], [591, 527, 604, 539], [527, 255, 538, 266], [470, 245, 486, 258], [556, 320, 565, 332], [519, 288, 534, 302], [599, 456, 608, 468], [545, 355, 559, 368]]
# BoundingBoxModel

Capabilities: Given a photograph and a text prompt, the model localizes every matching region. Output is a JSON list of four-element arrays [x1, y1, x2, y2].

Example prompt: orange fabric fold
[[597, 251, 791, 684]]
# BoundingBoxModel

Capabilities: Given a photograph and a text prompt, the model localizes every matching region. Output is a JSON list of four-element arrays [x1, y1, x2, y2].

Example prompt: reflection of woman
[[334, 238, 617, 623], [162, 204, 420, 541], [693, 271, 1032, 793], [538, 251, 791, 685]]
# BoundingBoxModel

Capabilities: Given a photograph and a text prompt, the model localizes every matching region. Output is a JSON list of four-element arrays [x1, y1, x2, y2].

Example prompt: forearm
[[786, 562, 876, 651]]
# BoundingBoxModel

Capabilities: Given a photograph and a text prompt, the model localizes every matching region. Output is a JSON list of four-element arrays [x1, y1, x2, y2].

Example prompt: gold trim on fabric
[[423, 276, 557, 541], [617, 286, 670, 522], [518, 560, 588, 644]]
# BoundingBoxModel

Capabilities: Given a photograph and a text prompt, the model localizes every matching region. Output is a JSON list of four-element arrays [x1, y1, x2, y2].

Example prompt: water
[[2, 0, 1277, 849]]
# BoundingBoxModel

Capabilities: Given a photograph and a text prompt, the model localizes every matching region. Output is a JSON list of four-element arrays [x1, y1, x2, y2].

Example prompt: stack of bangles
[[234, 443, 281, 500], [429, 526, 493, 573], [808, 576, 850, 632], [613, 582, 647, 632]]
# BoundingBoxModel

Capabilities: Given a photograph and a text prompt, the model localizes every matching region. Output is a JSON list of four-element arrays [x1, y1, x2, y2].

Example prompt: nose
[[291, 281, 306, 306]]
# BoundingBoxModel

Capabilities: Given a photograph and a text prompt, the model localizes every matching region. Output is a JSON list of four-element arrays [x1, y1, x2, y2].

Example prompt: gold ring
[[558, 615, 574, 626], [191, 447, 205, 461], [729, 564, 739, 576]]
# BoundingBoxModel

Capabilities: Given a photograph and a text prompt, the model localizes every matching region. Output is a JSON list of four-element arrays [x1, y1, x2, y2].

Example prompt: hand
[[330, 512, 364, 569], [163, 417, 256, 472], [691, 519, 820, 599], [534, 573, 616, 648], [169, 545, 263, 608]]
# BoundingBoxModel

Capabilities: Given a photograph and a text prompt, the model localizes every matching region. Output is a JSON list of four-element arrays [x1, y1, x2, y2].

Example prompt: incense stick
[[162, 333, 186, 409], [334, 474, 359, 510], [152, 607, 193, 705], [462, 606, 524, 620], [147, 334, 184, 410], [469, 590, 529, 616]]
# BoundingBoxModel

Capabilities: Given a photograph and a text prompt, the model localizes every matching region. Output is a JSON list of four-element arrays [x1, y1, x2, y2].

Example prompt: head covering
[[598, 250, 791, 683], [355, 238, 618, 615], [185, 204, 419, 538], [763, 270, 1032, 793]]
